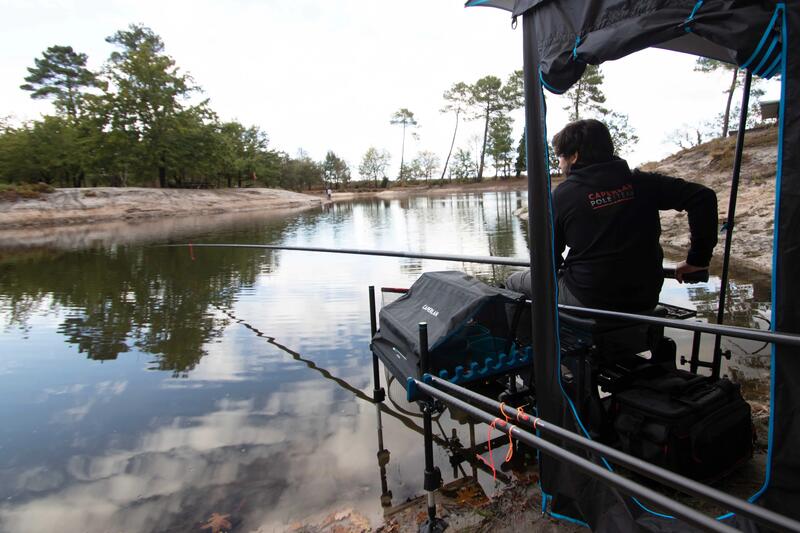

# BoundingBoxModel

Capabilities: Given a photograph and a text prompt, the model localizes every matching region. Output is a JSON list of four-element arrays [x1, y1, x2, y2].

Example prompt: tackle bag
[[371, 271, 528, 388], [609, 369, 753, 480]]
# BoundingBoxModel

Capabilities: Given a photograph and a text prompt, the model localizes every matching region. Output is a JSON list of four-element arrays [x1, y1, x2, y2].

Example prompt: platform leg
[[418, 322, 447, 533], [369, 286, 385, 403]]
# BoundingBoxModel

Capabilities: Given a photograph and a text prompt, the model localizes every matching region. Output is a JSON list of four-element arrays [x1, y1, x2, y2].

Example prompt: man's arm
[[648, 171, 719, 280]]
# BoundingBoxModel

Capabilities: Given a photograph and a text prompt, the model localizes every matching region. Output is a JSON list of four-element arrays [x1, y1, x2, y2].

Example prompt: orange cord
[[499, 402, 511, 424], [504, 427, 515, 463], [476, 417, 503, 481]]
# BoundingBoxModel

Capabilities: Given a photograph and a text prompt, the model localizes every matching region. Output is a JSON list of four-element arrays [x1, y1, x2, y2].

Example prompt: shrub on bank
[[0, 182, 55, 202]]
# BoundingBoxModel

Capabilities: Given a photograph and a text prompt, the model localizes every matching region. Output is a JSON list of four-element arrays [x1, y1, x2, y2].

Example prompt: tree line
[[1, 24, 746, 191], [0, 25, 324, 190]]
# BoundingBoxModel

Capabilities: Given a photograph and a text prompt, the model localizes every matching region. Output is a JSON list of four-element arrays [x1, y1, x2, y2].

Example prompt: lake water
[[0, 191, 772, 532]]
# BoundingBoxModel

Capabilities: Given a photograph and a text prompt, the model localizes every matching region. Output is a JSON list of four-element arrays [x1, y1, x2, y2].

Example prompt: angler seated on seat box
[[507, 119, 718, 358]]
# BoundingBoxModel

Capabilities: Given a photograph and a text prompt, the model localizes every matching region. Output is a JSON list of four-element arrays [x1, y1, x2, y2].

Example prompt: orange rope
[[189, 242, 196, 261], [499, 402, 511, 424], [476, 417, 503, 481], [504, 427, 515, 463]]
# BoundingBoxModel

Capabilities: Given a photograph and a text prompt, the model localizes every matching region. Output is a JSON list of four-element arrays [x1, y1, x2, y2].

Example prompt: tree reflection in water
[[0, 226, 289, 375]]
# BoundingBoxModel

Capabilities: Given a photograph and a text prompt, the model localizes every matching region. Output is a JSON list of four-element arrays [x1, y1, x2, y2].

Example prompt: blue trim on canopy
[[752, 37, 779, 76], [539, 71, 567, 94], [763, 54, 782, 79], [750, 2, 785, 505], [683, 0, 704, 32], [741, 5, 782, 69]]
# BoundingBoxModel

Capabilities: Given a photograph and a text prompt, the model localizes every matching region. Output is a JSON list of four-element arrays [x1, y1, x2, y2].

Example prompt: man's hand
[[675, 261, 708, 283]]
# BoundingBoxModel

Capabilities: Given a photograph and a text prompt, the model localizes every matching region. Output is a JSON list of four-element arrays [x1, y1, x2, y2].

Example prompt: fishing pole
[[164, 243, 705, 281]]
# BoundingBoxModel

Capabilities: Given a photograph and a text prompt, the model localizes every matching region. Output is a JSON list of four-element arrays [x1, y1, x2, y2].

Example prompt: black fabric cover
[[371, 271, 525, 385], [467, 1, 776, 93], [467, 0, 799, 529]]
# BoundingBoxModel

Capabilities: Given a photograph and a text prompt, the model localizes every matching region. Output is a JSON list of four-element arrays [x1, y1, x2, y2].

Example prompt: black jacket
[[553, 158, 718, 312]]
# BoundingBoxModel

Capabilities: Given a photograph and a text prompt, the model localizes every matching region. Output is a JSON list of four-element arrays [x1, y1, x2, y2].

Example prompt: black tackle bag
[[609, 369, 753, 481], [371, 271, 528, 388]]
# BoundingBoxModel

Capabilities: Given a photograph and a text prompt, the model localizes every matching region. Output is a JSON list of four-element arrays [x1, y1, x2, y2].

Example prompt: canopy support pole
[[522, 10, 568, 508], [522, 10, 559, 412], [712, 69, 753, 379]]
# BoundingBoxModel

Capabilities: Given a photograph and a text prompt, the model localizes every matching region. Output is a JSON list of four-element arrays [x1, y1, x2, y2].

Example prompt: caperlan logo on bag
[[422, 305, 439, 317]]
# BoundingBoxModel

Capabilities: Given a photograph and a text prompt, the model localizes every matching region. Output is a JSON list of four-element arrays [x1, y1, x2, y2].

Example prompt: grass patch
[[0, 183, 55, 202]]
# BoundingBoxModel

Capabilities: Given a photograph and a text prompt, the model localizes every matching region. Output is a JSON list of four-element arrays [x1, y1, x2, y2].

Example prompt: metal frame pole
[[428, 376, 800, 532], [369, 286, 385, 403], [557, 304, 800, 347], [414, 380, 737, 533], [418, 322, 445, 533], [522, 5, 559, 417], [712, 70, 753, 378]]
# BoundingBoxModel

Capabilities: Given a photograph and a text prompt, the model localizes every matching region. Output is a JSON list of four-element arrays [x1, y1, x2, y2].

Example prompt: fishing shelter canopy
[[470, 0, 781, 90], [466, 0, 798, 529]]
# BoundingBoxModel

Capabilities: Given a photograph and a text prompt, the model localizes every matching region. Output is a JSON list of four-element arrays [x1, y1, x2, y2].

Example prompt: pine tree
[[468, 71, 523, 181], [563, 65, 607, 121], [20, 45, 103, 120], [440, 82, 470, 180], [390, 108, 417, 182]]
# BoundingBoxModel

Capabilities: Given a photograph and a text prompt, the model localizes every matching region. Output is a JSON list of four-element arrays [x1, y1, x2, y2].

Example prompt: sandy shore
[[0, 179, 530, 230], [0, 187, 324, 229]]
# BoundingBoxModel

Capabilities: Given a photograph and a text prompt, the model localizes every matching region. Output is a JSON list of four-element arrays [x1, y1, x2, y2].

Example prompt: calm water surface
[[0, 192, 771, 532]]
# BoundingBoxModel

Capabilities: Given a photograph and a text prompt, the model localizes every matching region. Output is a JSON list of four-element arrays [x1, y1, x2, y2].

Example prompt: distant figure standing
[[326, 188, 332, 201], [505, 119, 718, 312]]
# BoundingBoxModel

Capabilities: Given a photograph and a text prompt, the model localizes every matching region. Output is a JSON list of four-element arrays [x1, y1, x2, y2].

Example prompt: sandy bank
[[0, 187, 323, 229]]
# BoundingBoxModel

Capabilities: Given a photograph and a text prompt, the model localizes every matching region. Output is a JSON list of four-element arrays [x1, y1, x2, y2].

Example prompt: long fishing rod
[[166, 243, 703, 281]]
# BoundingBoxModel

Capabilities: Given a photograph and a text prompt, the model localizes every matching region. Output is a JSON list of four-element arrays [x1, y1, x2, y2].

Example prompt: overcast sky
[[0, 0, 780, 176]]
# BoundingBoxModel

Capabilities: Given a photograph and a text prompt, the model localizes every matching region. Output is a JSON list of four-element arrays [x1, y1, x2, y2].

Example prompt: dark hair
[[552, 119, 615, 165]]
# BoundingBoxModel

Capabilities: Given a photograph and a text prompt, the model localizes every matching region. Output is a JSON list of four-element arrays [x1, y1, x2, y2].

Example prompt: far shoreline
[[0, 176, 774, 278]]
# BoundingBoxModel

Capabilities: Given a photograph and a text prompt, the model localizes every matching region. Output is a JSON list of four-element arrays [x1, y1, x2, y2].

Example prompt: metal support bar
[[558, 304, 800, 348], [428, 376, 800, 533], [415, 380, 737, 533], [689, 330, 703, 373], [369, 286, 385, 403], [713, 69, 754, 379], [418, 323, 445, 532], [375, 403, 392, 508]]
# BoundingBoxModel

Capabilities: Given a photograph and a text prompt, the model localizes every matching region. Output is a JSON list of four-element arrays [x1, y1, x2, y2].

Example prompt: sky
[[0, 0, 781, 176]]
